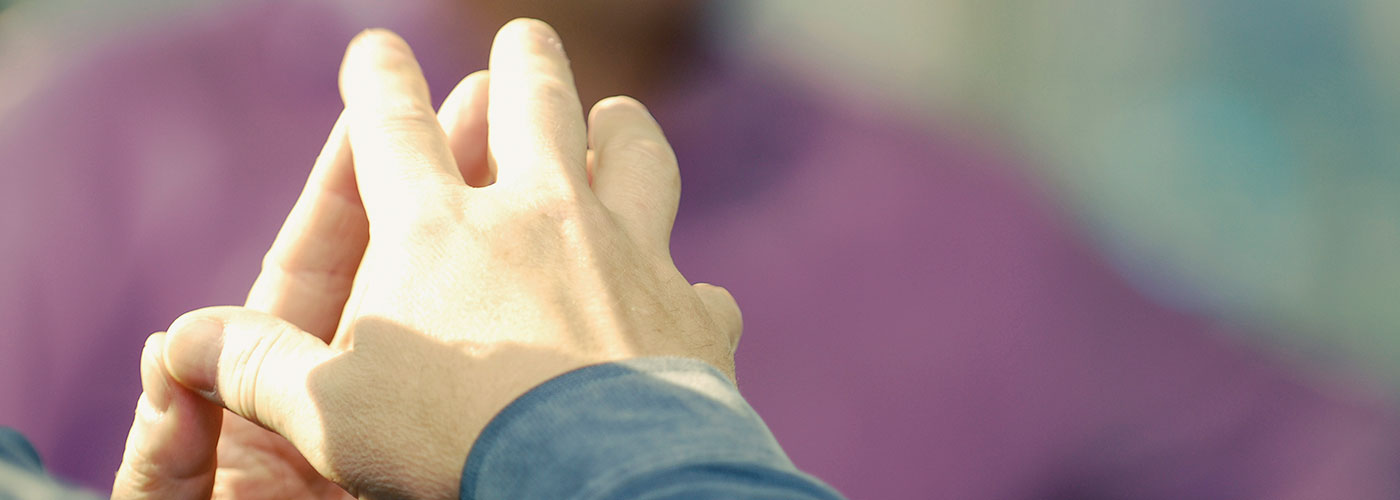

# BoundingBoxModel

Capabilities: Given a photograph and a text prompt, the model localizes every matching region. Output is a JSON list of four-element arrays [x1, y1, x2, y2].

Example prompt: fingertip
[[441, 69, 491, 112], [338, 25, 462, 209], [437, 70, 490, 120], [497, 18, 562, 49], [349, 28, 411, 55], [590, 95, 649, 119], [440, 70, 492, 186], [487, 17, 587, 187], [695, 283, 739, 311], [341, 29, 408, 84], [163, 307, 336, 440], [587, 93, 678, 250], [492, 18, 567, 69], [339, 28, 428, 104], [163, 312, 226, 400], [588, 96, 656, 147], [588, 95, 661, 146], [139, 333, 172, 413], [503, 17, 554, 32]]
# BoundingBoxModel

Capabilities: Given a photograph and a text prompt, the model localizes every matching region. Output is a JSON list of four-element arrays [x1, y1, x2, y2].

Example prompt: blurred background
[[3, 0, 1400, 497], [749, 0, 1400, 385], [8, 0, 1396, 382]]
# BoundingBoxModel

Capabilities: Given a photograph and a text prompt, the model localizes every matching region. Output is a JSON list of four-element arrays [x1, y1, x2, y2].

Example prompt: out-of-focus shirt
[[0, 426, 102, 500], [1, 1, 1397, 498]]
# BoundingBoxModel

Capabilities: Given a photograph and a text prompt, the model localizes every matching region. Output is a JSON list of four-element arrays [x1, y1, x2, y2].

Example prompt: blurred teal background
[[747, 0, 1400, 385], [5, 0, 1399, 383]]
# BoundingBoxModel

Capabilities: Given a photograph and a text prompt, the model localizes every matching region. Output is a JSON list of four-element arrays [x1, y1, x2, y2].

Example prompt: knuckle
[[396, 202, 461, 243], [536, 174, 588, 203], [367, 102, 440, 135], [518, 187, 589, 223], [475, 188, 597, 253], [116, 463, 164, 496], [372, 186, 456, 233], [224, 329, 292, 427], [615, 137, 674, 166], [610, 139, 680, 184]]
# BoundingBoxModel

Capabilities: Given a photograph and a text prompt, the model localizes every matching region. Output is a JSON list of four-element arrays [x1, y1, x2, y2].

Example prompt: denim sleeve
[[460, 358, 845, 500]]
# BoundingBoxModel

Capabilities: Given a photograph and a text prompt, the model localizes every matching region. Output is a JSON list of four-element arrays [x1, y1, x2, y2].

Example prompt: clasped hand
[[110, 18, 740, 500]]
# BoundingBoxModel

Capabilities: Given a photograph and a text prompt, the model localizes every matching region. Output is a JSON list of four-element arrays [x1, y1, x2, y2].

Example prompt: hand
[[114, 18, 740, 500], [113, 22, 520, 500], [111, 74, 366, 500], [112, 93, 366, 499]]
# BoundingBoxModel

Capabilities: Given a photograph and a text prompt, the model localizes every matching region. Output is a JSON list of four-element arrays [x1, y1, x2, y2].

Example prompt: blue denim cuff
[[460, 357, 842, 500]]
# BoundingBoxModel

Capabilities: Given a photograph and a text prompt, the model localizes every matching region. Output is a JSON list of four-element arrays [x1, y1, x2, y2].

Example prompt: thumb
[[112, 332, 221, 499], [162, 306, 337, 462]]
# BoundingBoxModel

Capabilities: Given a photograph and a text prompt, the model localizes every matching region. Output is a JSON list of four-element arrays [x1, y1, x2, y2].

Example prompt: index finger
[[486, 19, 588, 189], [245, 113, 367, 342], [339, 30, 462, 221]]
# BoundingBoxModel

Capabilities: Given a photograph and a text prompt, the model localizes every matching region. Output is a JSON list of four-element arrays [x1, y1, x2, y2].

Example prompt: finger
[[487, 18, 588, 188], [588, 96, 680, 255], [438, 70, 494, 187], [112, 333, 222, 500], [245, 113, 368, 341], [693, 283, 742, 352], [162, 306, 337, 462], [339, 29, 461, 220]]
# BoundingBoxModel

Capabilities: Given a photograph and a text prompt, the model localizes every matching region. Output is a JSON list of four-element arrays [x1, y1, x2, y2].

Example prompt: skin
[[111, 19, 740, 500]]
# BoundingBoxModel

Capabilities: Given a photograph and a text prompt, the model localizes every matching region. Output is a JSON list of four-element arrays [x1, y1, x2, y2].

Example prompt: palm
[[211, 415, 352, 500]]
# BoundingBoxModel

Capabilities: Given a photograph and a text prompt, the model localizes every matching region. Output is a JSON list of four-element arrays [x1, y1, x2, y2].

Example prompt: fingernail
[[164, 316, 225, 398], [140, 333, 173, 413]]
